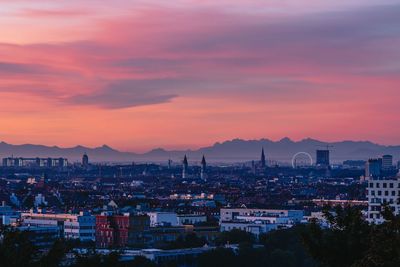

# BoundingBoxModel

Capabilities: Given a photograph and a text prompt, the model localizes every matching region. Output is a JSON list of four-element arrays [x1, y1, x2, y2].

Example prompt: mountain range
[[0, 138, 399, 164]]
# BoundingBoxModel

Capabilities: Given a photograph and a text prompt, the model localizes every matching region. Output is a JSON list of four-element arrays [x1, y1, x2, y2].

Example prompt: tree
[[216, 229, 255, 246], [0, 229, 38, 267], [302, 205, 372, 267]]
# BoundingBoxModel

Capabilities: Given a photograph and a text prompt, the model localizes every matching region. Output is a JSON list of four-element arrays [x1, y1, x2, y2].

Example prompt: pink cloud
[[0, 2, 399, 148]]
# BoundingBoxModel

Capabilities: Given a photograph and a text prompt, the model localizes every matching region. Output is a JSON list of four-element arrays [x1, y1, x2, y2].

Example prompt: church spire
[[261, 148, 266, 168]]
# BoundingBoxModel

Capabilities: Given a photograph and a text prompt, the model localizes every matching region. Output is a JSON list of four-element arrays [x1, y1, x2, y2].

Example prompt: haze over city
[[1, 0, 400, 151]]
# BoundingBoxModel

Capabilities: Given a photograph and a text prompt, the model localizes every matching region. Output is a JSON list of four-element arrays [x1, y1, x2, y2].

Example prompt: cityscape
[[1, 1, 400, 267]]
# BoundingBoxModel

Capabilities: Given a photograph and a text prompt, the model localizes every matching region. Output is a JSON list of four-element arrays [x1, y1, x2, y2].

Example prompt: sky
[[0, 0, 399, 152]]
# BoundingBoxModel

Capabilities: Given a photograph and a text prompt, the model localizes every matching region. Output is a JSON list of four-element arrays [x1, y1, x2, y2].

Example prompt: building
[[200, 155, 207, 181], [18, 225, 60, 248], [177, 214, 207, 226], [2, 157, 68, 168], [82, 153, 89, 167], [95, 212, 150, 248], [220, 208, 304, 237], [64, 212, 96, 242], [261, 148, 266, 168], [182, 155, 188, 179], [367, 177, 400, 224], [0, 202, 20, 226], [366, 159, 382, 178], [21, 211, 96, 242], [316, 150, 330, 167], [147, 212, 178, 227], [382, 155, 393, 170], [96, 212, 130, 248]]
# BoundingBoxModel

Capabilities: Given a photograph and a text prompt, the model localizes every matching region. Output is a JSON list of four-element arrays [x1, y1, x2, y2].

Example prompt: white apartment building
[[220, 208, 304, 224], [21, 211, 95, 242], [367, 177, 400, 224], [147, 212, 179, 227], [219, 208, 304, 236]]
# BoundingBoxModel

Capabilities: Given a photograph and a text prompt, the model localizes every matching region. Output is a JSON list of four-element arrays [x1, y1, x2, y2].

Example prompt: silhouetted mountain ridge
[[0, 138, 399, 163]]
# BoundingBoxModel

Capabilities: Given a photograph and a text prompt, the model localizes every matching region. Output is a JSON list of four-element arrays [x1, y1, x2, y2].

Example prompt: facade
[[316, 150, 330, 167], [21, 211, 96, 242], [367, 177, 400, 224], [220, 208, 304, 236], [177, 214, 207, 225], [96, 212, 130, 248], [366, 158, 382, 178], [382, 155, 393, 170], [2, 157, 68, 168], [95, 212, 150, 248], [0, 202, 20, 226], [18, 225, 60, 248], [148, 212, 178, 227]]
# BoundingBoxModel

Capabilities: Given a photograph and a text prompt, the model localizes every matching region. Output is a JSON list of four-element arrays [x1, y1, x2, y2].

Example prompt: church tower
[[201, 155, 207, 181], [261, 148, 266, 168], [182, 155, 188, 179]]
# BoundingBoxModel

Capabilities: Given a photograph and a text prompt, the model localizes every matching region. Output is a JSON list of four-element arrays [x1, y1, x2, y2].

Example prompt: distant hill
[[0, 138, 399, 164]]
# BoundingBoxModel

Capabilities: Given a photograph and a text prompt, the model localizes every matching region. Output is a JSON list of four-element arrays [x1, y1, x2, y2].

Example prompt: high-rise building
[[316, 150, 330, 167], [201, 155, 207, 181], [366, 159, 382, 178], [382, 155, 393, 170], [182, 155, 188, 179], [261, 148, 266, 168], [82, 153, 89, 167]]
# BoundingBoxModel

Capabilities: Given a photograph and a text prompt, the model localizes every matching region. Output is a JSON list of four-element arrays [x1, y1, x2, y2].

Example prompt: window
[[369, 183, 373, 188], [385, 191, 389, 196], [390, 183, 394, 188], [383, 183, 387, 188], [378, 191, 382, 196]]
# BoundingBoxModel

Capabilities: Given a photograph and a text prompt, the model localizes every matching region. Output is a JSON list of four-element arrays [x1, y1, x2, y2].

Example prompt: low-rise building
[[177, 214, 207, 225], [147, 212, 178, 227], [219, 208, 304, 236], [21, 210, 96, 242]]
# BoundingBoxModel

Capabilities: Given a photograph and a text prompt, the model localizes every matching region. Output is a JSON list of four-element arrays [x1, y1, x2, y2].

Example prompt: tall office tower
[[201, 155, 207, 181], [82, 153, 89, 167], [182, 155, 188, 179], [261, 148, 266, 168], [168, 159, 172, 169], [382, 155, 393, 170], [366, 159, 382, 178], [316, 150, 330, 167]]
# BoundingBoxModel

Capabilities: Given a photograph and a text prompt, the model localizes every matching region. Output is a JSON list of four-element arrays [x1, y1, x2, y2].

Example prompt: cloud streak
[[0, 1, 399, 148]]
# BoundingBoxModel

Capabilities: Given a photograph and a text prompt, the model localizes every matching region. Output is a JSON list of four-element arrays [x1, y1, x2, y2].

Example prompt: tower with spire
[[82, 153, 89, 168], [261, 148, 266, 168], [201, 155, 207, 181], [182, 155, 188, 179]]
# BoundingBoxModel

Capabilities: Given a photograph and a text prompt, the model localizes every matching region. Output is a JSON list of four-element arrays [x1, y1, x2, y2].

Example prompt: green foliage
[[0, 229, 38, 267], [215, 229, 255, 245], [303, 205, 400, 267], [164, 233, 207, 249]]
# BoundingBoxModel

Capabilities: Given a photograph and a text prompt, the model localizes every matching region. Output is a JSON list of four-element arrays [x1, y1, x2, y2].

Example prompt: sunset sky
[[0, 0, 399, 152]]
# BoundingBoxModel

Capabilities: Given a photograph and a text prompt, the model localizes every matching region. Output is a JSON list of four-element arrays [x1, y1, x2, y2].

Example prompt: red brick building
[[96, 213, 129, 248], [96, 212, 150, 248]]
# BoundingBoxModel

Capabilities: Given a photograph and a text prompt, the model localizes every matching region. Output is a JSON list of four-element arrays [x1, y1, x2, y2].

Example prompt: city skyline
[[1, 0, 400, 151]]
